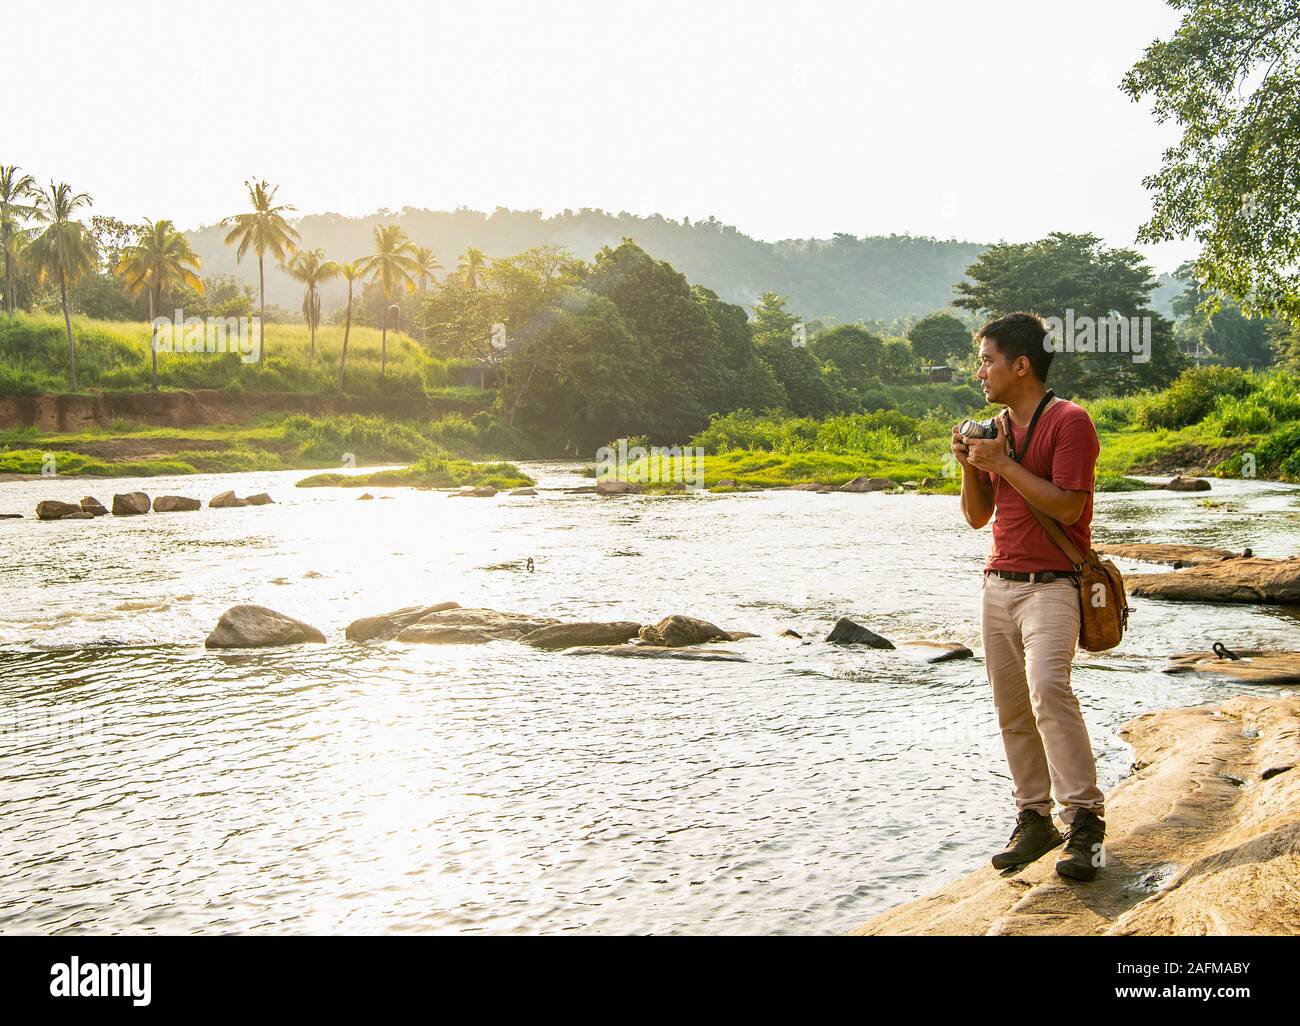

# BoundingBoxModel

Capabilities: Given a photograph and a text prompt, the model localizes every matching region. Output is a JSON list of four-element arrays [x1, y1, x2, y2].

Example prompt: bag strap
[[1026, 502, 1086, 570], [1006, 389, 1055, 464]]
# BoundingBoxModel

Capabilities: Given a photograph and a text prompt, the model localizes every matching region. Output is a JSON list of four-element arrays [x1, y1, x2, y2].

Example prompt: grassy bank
[[0, 313, 479, 398], [601, 369, 1300, 493], [0, 411, 534, 478], [296, 455, 534, 490]]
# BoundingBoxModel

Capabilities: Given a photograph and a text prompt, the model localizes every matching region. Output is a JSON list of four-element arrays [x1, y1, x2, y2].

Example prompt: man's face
[[975, 338, 1017, 404]]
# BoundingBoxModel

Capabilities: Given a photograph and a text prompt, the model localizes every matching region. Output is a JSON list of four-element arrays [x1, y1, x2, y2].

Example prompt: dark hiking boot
[[990, 810, 1063, 870], [1055, 808, 1106, 881]]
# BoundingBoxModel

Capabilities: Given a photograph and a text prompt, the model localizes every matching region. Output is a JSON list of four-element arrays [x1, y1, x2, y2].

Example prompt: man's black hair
[[976, 311, 1054, 381]]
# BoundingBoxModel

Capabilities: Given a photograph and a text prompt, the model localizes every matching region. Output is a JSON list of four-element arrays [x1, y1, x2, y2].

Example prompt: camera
[[959, 417, 998, 439]]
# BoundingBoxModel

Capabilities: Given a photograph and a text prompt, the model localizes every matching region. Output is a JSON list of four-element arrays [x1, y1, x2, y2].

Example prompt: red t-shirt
[[979, 398, 1099, 572]]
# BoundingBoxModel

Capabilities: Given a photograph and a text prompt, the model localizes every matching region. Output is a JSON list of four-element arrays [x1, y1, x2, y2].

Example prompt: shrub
[[1136, 366, 1254, 430], [1085, 395, 1142, 432]]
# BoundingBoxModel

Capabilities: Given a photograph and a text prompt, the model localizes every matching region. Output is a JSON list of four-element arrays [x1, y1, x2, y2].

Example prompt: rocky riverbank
[[852, 694, 1300, 936]]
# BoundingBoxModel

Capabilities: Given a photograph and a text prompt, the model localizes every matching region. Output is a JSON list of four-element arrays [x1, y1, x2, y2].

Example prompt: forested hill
[[184, 207, 992, 324]]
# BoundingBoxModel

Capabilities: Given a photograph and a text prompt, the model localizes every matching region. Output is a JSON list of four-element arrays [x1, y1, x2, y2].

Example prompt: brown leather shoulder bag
[[1026, 504, 1131, 652]]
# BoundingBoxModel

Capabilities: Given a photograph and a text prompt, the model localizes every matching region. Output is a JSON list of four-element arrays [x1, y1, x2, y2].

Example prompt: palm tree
[[25, 183, 97, 389], [337, 261, 362, 392], [355, 225, 420, 376], [410, 246, 442, 344], [287, 248, 338, 358], [1, 166, 37, 317], [221, 179, 299, 364], [115, 219, 205, 390], [453, 246, 488, 289]]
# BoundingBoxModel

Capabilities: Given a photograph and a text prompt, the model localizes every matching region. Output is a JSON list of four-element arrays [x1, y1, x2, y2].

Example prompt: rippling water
[[1, 465, 1297, 934]]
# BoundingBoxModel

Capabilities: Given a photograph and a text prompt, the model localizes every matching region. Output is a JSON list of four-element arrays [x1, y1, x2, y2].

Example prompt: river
[[1, 465, 1296, 934]]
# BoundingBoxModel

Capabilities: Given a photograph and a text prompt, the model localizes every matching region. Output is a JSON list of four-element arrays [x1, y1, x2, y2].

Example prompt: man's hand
[[950, 424, 972, 469], [964, 413, 1013, 476]]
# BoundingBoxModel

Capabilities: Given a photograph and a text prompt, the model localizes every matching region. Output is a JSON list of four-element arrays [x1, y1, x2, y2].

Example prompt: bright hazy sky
[[9, 0, 1194, 270]]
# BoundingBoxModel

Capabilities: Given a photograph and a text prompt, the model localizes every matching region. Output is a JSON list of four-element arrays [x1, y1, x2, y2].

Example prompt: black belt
[[987, 569, 1078, 584]]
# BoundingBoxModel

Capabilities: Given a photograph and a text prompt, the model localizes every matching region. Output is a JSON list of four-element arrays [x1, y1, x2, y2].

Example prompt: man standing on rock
[[951, 311, 1106, 881]]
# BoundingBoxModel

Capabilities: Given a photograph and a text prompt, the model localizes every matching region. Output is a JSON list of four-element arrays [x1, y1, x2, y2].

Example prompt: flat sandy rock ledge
[[1095, 543, 1251, 567], [851, 695, 1300, 936], [1164, 649, 1300, 685], [1126, 556, 1300, 604]]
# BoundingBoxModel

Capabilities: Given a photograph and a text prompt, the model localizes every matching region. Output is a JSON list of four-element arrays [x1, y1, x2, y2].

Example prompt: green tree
[[180, 274, 254, 320], [115, 219, 205, 390], [907, 312, 971, 366], [24, 182, 98, 389], [500, 292, 649, 447], [879, 337, 917, 382], [1171, 258, 1280, 368], [1273, 319, 1300, 372], [1123, 1, 1300, 318], [1203, 305, 1277, 369], [356, 224, 420, 376], [954, 232, 1184, 396], [489, 245, 586, 335], [810, 324, 885, 395], [453, 246, 488, 289], [750, 292, 848, 417], [694, 284, 787, 412], [221, 179, 300, 364], [337, 261, 362, 391], [751, 290, 801, 342], [1, 166, 36, 317], [410, 245, 443, 343], [416, 279, 501, 358], [287, 248, 339, 358], [587, 240, 734, 439]]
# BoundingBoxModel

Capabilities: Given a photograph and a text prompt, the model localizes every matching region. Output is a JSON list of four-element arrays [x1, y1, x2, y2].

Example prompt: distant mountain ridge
[[184, 207, 1181, 324]]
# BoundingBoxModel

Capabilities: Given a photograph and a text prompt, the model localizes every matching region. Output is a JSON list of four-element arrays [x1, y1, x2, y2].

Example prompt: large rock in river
[[839, 476, 895, 493], [595, 478, 644, 495], [826, 617, 895, 649], [205, 605, 326, 648], [80, 496, 109, 516], [851, 695, 1300, 935], [1095, 543, 1250, 567], [519, 621, 642, 650], [562, 645, 748, 662], [153, 495, 202, 513], [36, 500, 83, 521], [637, 614, 733, 647], [897, 639, 973, 663], [1164, 649, 1300, 685], [209, 490, 247, 508], [243, 492, 274, 505], [112, 492, 151, 516], [345, 601, 461, 642], [392, 625, 494, 645], [1165, 475, 1211, 491], [1127, 556, 1300, 605], [395, 607, 559, 643]]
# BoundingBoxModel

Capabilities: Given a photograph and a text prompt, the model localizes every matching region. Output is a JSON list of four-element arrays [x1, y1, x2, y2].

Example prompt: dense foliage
[[1123, 0, 1300, 318]]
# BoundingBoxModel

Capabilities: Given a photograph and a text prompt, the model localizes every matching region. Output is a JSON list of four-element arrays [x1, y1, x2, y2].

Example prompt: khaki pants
[[981, 573, 1104, 824]]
